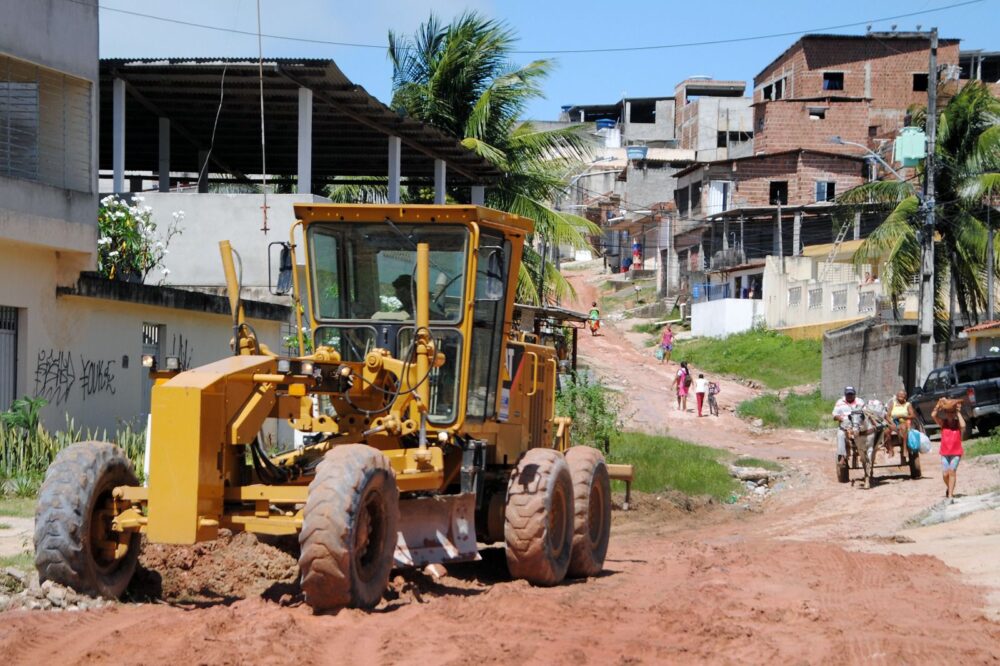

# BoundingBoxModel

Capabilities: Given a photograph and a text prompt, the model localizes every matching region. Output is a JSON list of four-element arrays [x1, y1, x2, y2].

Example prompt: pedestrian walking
[[932, 398, 965, 499], [707, 380, 720, 417], [672, 361, 691, 412], [659, 324, 674, 364], [694, 373, 709, 417]]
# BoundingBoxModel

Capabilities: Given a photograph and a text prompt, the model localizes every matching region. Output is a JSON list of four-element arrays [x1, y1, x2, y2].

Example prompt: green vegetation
[[604, 432, 739, 501], [734, 457, 783, 472], [557, 374, 622, 450], [0, 551, 33, 571], [737, 390, 831, 430], [965, 432, 1000, 458], [0, 497, 36, 518], [675, 329, 821, 389], [1, 399, 146, 501]]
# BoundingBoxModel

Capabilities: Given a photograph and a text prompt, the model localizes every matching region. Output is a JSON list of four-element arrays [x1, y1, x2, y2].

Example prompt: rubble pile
[[0, 569, 114, 612]]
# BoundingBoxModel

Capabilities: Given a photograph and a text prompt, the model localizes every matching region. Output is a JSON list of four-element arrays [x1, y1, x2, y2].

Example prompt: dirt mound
[[130, 530, 299, 603]]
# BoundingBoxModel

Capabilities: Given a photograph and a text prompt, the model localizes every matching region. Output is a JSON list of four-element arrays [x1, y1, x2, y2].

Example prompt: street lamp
[[829, 135, 935, 387]]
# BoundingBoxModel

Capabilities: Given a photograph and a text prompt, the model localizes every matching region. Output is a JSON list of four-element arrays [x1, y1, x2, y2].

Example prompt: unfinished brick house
[[753, 33, 960, 153], [675, 32, 957, 337]]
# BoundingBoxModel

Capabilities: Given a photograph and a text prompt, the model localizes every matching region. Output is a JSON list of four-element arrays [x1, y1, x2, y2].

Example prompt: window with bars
[[0, 54, 92, 192], [808, 288, 823, 309], [788, 286, 802, 306], [832, 289, 848, 311], [859, 291, 875, 312]]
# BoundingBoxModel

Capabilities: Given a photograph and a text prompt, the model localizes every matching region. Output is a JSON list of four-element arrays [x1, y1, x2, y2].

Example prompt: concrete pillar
[[387, 136, 402, 204], [853, 211, 862, 240], [112, 78, 126, 192], [158, 118, 170, 193], [793, 211, 802, 256], [470, 185, 485, 205], [433, 159, 447, 204], [197, 150, 210, 193], [297, 87, 313, 195]]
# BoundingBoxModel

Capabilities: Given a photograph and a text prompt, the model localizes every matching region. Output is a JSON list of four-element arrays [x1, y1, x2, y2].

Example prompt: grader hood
[[147, 355, 277, 544]]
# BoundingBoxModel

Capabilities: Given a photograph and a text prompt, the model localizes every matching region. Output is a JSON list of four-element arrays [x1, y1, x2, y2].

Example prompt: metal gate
[[140, 322, 163, 417], [0, 306, 17, 410]]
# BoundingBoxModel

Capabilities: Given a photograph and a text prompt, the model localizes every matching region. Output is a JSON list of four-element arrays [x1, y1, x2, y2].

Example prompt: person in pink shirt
[[932, 398, 965, 499], [659, 324, 674, 365], [672, 361, 691, 412]]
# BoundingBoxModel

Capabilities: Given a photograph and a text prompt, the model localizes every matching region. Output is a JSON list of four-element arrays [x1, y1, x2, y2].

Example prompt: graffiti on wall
[[170, 333, 194, 370], [34, 350, 76, 406], [34, 349, 117, 405], [80, 357, 117, 400]]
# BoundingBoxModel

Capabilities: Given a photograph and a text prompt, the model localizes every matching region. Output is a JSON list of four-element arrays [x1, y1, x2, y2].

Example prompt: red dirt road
[[2, 265, 999, 665]]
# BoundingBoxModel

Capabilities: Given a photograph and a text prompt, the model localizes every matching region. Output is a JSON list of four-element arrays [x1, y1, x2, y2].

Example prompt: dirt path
[[2, 265, 999, 664]]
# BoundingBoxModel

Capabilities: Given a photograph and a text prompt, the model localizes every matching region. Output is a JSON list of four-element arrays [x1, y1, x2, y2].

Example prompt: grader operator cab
[[34, 204, 625, 611]]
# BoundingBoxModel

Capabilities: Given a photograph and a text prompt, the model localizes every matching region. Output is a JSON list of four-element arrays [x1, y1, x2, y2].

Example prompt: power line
[[68, 0, 984, 56]]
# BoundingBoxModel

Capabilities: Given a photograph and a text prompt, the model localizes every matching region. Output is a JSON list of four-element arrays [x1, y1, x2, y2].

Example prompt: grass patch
[[0, 497, 36, 518], [0, 522, 11, 530], [0, 551, 33, 570], [675, 329, 820, 389], [733, 457, 783, 472], [966, 434, 1000, 458], [604, 432, 739, 501], [737, 390, 831, 430], [631, 321, 661, 335]]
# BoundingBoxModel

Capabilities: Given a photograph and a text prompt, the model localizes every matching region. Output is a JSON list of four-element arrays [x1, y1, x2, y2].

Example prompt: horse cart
[[836, 400, 922, 487]]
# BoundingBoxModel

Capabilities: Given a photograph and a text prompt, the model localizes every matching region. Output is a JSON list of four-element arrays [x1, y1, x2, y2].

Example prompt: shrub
[[737, 390, 831, 430], [556, 373, 622, 450], [98, 194, 182, 283]]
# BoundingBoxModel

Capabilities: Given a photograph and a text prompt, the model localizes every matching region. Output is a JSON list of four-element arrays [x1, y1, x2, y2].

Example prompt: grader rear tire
[[34, 442, 141, 598], [504, 448, 574, 586], [299, 445, 399, 612], [565, 446, 611, 578]]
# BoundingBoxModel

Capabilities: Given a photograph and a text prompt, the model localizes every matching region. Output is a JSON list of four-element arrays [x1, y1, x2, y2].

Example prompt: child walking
[[694, 373, 709, 417], [932, 398, 965, 499], [707, 380, 720, 417]]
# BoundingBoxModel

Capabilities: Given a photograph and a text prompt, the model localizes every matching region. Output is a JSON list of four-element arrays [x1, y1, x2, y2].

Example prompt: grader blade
[[394, 493, 480, 568]]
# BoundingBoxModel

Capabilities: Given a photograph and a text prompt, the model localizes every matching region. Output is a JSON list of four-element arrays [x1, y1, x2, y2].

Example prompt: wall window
[[675, 187, 689, 216], [815, 181, 836, 202], [0, 54, 92, 192], [808, 107, 827, 120], [690, 182, 702, 211], [628, 100, 656, 124], [822, 72, 844, 91], [808, 288, 823, 309], [762, 78, 784, 101], [769, 181, 788, 205], [859, 291, 875, 313], [832, 289, 848, 311], [912, 73, 929, 92], [788, 286, 802, 306]]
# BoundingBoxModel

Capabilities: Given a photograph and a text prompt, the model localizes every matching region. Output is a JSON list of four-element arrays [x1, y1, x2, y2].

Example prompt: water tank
[[595, 118, 616, 131], [626, 146, 648, 161]]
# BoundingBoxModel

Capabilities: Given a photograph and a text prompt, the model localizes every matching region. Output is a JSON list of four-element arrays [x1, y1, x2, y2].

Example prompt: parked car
[[911, 356, 1000, 436]]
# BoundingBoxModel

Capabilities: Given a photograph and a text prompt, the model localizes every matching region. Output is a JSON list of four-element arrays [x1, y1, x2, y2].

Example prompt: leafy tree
[[384, 12, 599, 303], [844, 81, 1000, 334]]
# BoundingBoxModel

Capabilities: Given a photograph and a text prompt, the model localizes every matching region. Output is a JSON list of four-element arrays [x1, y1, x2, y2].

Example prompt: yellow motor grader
[[33, 204, 630, 611]]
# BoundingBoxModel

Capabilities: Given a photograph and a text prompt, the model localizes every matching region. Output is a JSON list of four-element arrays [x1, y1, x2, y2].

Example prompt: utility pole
[[775, 199, 784, 273], [988, 204, 995, 321], [916, 27, 938, 386]]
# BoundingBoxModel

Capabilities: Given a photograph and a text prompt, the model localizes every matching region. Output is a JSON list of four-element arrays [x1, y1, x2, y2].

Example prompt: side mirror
[[483, 249, 505, 301], [912, 385, 922, 396], [269, 242, 293, 296]]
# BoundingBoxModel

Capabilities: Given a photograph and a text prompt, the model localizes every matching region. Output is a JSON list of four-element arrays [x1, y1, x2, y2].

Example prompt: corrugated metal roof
[[99, 58, 502, 187]]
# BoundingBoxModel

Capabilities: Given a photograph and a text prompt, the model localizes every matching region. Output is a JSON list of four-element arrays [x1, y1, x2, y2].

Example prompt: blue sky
[[99, 0, 997, 119]]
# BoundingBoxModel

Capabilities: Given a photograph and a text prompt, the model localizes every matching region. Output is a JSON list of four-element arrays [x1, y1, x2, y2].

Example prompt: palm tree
[[386, 12, 599, 304], [844, 81, 1000, 335]]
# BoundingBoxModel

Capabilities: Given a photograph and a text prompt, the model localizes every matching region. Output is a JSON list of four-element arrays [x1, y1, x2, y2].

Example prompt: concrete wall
[[0, 243, 282, 432], [0, 0, 99, 256], [140, 193, 329, 298], [691, 298, 764, 338], [624, 99, 676, 143]]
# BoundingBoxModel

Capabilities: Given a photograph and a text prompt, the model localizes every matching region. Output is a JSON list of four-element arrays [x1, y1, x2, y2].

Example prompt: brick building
[[753, 33, 960, 153]]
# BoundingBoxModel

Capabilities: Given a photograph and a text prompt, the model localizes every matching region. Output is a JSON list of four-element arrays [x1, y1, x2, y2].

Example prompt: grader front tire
[[504, 448, 574, 586], [33, 442, 141, 599], [565, 446, 611, 578], [298, 445, 399, 612]]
